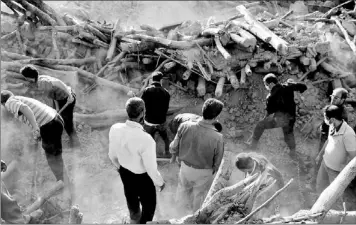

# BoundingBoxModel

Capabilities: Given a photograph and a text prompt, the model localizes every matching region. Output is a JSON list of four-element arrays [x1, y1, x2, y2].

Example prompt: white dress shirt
[[108, 120, 164, 186]]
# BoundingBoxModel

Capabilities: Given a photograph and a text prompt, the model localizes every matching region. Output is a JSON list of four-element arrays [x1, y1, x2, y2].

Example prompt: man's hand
[[32, 128, 41, 141], [159, 182, 165, 192], [1, 160, 7, 172], [67, 94, 74, 104]]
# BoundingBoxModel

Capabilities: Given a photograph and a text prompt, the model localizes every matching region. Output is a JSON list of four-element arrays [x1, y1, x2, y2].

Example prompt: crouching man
[[170, 98, 225, 214], [235, 152, 285, 218], [168, 113, 223, 135]]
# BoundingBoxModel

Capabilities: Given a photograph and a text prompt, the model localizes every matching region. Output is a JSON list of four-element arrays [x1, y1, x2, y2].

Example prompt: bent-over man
[[20, 65, 80, 148], [170, 98, 224, 213], [316, 105, 356, 210], [141, 71, 171, 157], [168, 113, 222, 135], [246, 74, 307, 157], [0, 91, 71, 190], [108, 97, 165, 224]]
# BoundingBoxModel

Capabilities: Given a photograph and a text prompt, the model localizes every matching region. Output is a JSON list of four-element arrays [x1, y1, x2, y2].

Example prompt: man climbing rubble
[[0, 90, 73, 202], [169, 98, 224, 214], [20, 65, 81, 148], [315, 105, 356, 210], [108, 97, 165, 224], [141, 71, 171, 158], [246, 74, 307, 158], [169, 113, 223, 135]]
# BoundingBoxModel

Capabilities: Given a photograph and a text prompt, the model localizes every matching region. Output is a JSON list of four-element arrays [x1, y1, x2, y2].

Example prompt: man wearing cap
[[141, 71, 171, 158]]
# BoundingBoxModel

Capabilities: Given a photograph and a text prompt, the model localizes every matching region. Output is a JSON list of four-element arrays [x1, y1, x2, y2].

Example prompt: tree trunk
[[310, 157, 356, 214], [106, 19, 122, 61], [235, 5, 289, 55], [14, 0, 57, 26]]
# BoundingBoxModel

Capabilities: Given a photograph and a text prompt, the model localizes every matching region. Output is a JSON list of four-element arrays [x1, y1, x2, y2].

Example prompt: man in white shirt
[[108, 97, 165, 224], [316, 105, 356, 210]]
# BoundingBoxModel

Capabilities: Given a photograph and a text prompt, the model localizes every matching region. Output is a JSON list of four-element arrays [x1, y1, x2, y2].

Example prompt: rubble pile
[[1, 0, 356, 224]]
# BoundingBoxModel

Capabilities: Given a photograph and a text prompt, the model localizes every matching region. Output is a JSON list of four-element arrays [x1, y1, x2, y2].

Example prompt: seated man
[[169, 113, 222, 135]]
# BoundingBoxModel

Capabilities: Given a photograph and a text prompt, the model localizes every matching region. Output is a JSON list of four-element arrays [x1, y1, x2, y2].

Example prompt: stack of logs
[[3, 0, 355, 105]]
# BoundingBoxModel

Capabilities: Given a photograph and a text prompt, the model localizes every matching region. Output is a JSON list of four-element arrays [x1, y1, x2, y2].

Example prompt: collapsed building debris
[[1, 0, 356, 224]]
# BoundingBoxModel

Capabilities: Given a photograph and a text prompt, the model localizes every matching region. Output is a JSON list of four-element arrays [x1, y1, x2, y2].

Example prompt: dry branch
[[127, 34, 213, 50], [25, 181, 64, 214], [14, 0, 57, 26], [236, 178, 294, 224], [332, 17, 356, 54]]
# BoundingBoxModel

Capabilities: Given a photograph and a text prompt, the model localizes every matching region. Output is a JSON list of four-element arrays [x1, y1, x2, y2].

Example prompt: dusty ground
[[2, 1, 356, 224]]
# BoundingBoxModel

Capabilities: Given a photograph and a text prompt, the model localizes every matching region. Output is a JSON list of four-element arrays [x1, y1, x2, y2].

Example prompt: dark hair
[[323, 104, 343, 121], [202, 98, 224, 120], [20, 65, 39, 82], [212, 121, 223, 132], [235, 153, 254, 170], [263, 73, 278, 85], [333, 88, 348, 100], [1, 90, 14, 105], [125, 97, 145, 119], [152, 71, 163, 82]]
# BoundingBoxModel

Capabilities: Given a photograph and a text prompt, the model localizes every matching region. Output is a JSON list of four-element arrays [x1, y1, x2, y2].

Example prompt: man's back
[[5, 96, 56, 128], [169, 113, 201, 135], [176, 120, 223, 170], [142, 83, 170, 124]]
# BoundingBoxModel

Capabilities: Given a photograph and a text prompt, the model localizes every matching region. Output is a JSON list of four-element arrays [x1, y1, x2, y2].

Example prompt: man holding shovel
[[20, 65, 80, 148]]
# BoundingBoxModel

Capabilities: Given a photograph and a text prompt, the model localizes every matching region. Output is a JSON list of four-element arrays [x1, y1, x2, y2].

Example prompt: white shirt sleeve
[[344, 131, 356, 158], [108, 126, 120, 168], [140, 137, 164, 187]]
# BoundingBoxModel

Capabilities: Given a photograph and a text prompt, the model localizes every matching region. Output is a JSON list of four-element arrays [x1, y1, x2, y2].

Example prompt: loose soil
[[1, 1, 356, 224]]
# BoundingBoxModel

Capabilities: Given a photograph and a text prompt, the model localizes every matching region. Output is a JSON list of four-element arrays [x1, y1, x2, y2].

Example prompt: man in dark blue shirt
[[247, 73, 307, 157], [141, 72, 171, 157]]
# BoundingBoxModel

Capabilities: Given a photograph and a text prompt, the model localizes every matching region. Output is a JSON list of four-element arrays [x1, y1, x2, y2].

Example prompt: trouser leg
[[118, 167, 141, 223], [59, 94, 80, 148], [138, 174, 157, 224], [281, 118, 296, 153], [158, 123, 170, 154]]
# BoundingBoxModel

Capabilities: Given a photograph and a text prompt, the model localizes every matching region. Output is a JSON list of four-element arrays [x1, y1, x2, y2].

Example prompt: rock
[[204, 93, 213, 101], [248, 105, 254, 110], [229, 108, 234, 114]]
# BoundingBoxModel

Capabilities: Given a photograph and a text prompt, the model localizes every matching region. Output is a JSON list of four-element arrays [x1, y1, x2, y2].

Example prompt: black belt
[[183, 160, 205, 170]]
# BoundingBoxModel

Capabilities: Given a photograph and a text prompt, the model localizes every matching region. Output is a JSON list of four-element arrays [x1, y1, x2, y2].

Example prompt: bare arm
[[344, 132, 356, 159], [19, 105, 39, 130], [169, 123, 185, 156], [54, 100, 60, 111]]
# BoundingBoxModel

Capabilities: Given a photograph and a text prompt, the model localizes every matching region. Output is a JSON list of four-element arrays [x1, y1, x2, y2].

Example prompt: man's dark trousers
[[252, 112, 296, 152], [118, 166, 157, 224], [40, 115, 66, 182], [144, 123, 170, 154], [57, 92, 80, 148]]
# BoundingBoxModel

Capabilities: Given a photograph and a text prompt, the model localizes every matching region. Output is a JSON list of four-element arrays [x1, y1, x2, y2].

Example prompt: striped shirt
[[5, 96, 56, 128], [38, 75, 71, 101]]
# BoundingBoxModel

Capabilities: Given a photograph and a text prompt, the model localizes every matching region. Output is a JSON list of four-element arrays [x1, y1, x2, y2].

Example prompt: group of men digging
[[1, 65, 80, 223], [1, 67, 356, 223]]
